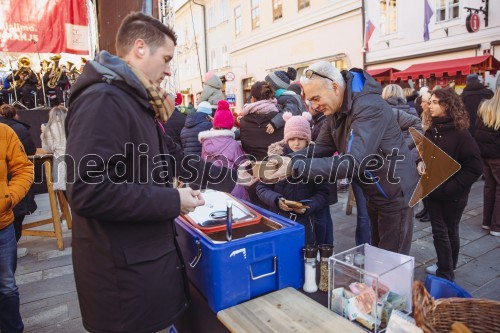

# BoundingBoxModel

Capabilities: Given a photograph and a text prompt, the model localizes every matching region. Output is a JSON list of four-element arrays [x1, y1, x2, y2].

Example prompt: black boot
[[415, 208, 427, 219], [419, 213, 430, 222]]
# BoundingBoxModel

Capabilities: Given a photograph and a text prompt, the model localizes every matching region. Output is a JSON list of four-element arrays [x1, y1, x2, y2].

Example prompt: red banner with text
[[0, 0, 89, 54]]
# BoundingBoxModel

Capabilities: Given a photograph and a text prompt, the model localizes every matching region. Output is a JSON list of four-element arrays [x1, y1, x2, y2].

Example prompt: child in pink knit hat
[[199, 100, 249, 200], [255, 112, 329, 244]]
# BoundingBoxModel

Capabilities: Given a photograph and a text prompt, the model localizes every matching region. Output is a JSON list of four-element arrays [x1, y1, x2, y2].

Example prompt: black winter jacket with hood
[[425, 117, 482, 201], [461, 82, 493, 136], [290, 69, 419, 207], [474, 118, 500, 159], [66, 51, 202, 333]]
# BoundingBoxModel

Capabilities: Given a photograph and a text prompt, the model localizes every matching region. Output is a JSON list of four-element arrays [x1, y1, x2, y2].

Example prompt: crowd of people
[[0, 11, 499, 333]]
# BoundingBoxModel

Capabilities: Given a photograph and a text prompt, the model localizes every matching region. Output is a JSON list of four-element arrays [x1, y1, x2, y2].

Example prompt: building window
[[222, 45, 229, 67], [207, 6, 215, 29], [273, 0, 283, 20], [251, 0, 260, 30], [379, 0, 397, 35], [234, 5, 242, 35], [436, 0, 460, 22], [210, 49, 217, 70], [242, 77, 255, 103], [221, 0, 229, 22], [298, 0, 310, 11]]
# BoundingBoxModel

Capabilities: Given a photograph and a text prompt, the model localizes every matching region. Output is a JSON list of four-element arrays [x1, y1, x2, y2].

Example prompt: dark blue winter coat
[[180, 112, 212, 155], [256, 142, 329, 244]]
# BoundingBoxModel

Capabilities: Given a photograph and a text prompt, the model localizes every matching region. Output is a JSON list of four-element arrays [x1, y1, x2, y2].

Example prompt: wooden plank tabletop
[[217, 288, 365, 333]]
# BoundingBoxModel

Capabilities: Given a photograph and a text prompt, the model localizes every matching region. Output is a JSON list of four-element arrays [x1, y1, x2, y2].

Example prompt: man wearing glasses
[[269, 60, 418, 255]]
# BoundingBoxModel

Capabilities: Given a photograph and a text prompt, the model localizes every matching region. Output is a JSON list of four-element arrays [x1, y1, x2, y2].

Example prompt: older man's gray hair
[[300, 60, 345, 88]]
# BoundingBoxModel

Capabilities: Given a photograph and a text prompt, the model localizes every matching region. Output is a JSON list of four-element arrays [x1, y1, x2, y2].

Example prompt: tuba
[[12, 56, 31, 89], [47, 54, 62, 89]]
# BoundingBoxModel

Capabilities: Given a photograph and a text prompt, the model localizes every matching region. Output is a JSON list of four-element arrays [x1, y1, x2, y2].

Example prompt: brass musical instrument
[[65, 60, 81, 82], [47, 54, 62, 89], [41, 59, 50, 73], [11, 56, 31, 89], [80, 57, 88, 72]]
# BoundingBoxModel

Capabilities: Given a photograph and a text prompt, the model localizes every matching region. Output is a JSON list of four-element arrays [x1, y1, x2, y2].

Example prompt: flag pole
[[32, 38, 47, 106]]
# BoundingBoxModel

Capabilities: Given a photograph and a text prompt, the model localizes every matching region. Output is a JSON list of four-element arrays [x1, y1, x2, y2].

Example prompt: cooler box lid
[[180, 190, 261, 232]]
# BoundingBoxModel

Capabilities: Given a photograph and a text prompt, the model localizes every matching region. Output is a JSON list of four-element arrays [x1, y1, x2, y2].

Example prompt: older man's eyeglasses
[[304, 69, 333, 82]]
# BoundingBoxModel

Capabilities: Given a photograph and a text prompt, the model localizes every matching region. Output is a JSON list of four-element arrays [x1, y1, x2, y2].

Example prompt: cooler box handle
[[189, 238, 202, 268], [249, 256, 277, 280]]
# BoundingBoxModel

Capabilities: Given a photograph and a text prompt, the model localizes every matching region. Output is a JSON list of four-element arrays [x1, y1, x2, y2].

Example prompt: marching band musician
[[43, 54, 68, 106], [7, 57, 38, 108]]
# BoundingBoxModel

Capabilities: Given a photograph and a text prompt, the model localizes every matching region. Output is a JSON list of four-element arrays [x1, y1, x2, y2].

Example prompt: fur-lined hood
[[199, 129, 238, 156], [268, 140, 316, 157], [198, 129, 234, 142], [267, 140, 288, 156]]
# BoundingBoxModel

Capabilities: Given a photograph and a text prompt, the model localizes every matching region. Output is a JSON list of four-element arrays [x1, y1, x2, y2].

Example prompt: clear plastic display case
[[328, 244, 414, 332]]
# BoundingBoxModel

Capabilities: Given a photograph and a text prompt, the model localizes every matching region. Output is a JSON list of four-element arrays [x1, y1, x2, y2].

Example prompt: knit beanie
[[204, 71, 215, 83], [283, 112, 312, 144], [466, 74, 479, 85], [265, 67, 297, 90], [175, 93, 183, 106], [213, 100, 234, 129], [197, 101, 212, 114]]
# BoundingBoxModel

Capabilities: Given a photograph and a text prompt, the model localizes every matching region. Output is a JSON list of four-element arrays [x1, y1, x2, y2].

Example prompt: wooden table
[[217, 287, 365, 333]]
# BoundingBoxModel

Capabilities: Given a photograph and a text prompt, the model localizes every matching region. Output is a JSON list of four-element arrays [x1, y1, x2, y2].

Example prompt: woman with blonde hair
[[41, 106, 67, 191], [419, 88, 482, 280], [474, 79, 500, 236], [420, 90, 432, 132]]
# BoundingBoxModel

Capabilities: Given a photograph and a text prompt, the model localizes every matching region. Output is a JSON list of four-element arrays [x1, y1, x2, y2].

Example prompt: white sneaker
[[426, 263, 438, 275], [482, 225, 490, 230], [490, 231, 500, 237], [17, 247, 29, 258]]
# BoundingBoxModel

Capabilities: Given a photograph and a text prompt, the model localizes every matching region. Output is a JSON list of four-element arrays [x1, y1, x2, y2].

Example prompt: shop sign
[[226, 94, 236, 104], [225, 72, 235, 82], [466, 13, 480, 33]]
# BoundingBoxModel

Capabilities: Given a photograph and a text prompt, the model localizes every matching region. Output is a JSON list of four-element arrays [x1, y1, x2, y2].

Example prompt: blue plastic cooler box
[[175, 202, 305, 313]]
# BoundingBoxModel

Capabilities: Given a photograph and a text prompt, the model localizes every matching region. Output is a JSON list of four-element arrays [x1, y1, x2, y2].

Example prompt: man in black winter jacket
[[65, 12, 247, 333], [270, 61, 419, 255], [461, 74, 493, 136]]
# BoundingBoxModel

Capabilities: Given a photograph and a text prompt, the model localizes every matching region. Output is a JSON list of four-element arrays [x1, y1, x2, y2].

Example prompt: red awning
[[392, 55, 500, 80], [367, 67, 400, 77]]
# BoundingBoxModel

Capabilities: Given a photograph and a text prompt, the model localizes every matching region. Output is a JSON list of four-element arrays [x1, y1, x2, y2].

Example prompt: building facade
[[364, 0, 500, 90], [176, 0, 363, 110]]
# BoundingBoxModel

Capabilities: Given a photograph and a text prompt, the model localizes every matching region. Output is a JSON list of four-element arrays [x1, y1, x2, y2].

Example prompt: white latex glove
[[417, 161, 426, 176], [178, 187, 205, 215]]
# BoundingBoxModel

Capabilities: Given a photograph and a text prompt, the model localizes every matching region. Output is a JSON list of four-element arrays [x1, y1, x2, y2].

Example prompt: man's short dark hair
[[115, 12, 177, 57], [0, 104, 16, 119]]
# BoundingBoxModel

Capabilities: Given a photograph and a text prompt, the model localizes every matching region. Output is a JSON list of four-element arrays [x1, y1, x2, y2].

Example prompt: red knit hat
[[213, 100, 234, 129], [283, 112, 312, 144], [175, 93, 183, 106]]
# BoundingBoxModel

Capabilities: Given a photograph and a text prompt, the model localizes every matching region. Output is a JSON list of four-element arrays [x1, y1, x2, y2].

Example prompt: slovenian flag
[[364, 20, 375, 51], [424, 0, 434, 41]]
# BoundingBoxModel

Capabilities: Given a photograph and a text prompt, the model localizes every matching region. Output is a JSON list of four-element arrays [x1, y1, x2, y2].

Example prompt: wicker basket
[[412, 281, 500, 333]]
